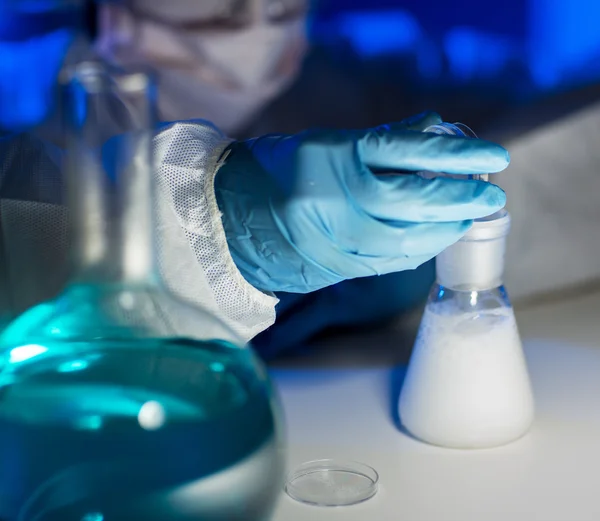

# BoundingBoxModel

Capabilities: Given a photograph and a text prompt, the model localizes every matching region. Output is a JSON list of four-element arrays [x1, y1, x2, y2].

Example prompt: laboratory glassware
[[0, 59, 284, 521], [285, 459, 379, 507], [398, 123, 534, 449]]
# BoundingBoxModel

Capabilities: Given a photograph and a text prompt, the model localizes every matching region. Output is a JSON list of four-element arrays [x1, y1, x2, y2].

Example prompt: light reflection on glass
[[58, 359, 89, 373], [210, 362, 225, 372], [470, 291, 478, 307], [75, 415, 103, 431], [9, 344, 48, 363]]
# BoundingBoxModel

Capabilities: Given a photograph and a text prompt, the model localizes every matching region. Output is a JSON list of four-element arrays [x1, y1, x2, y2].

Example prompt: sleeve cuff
[[153, 120, 278, 343]]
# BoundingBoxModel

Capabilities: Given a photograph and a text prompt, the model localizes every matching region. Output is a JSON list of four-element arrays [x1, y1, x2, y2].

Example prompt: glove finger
[[373, 111, 442, 133], [350, 169, 506, 223], [358, 129, 510, 174], [338, 218, 472, 259]]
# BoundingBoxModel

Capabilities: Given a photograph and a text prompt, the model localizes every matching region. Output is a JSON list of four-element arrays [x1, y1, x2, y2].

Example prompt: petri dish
[[284, 459, 379, 507]]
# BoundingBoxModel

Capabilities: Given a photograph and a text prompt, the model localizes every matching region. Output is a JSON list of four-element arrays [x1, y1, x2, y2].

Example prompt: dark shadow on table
[[269, 310, 423, 438], [269, 306, 421, 370], [389, 363, 408, 432]]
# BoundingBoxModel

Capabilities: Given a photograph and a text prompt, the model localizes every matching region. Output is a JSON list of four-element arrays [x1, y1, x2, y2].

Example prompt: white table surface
[[268, 291, 600, 521]]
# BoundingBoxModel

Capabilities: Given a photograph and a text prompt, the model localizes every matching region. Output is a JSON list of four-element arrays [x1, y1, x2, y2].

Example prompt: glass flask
[[0, 60, 284, 521], [399, 125, 534, 449]]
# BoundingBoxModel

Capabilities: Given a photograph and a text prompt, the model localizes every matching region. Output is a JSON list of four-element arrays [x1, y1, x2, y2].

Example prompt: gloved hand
[[215, 111, 509, 294]]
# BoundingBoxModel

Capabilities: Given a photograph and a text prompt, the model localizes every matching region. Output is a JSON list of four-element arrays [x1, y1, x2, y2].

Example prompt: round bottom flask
[[398, 210, 534, 449], [0, 61, 284, 521], [0, 288, 283, 521]]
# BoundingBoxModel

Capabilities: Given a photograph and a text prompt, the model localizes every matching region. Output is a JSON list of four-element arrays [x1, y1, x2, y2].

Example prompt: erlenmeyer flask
[[399, 126, 534, 449], [0, 59, 284, 521]]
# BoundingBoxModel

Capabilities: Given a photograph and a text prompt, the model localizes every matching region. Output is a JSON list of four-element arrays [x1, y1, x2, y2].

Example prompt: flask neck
[[436, 237, 506, 291], [436, 211, 510, 292], [64, 60, 158, 287]]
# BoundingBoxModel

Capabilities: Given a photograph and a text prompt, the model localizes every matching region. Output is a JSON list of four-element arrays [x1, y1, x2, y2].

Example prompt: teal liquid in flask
[[0, 60, 284, 521]]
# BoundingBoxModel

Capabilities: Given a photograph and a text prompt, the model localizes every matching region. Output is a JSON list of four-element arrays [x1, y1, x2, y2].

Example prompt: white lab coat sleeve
[[153, 120, 278, 343]]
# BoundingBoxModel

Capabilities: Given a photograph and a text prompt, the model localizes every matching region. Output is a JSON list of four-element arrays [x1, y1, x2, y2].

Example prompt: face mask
[[96, 3, 308, 135]]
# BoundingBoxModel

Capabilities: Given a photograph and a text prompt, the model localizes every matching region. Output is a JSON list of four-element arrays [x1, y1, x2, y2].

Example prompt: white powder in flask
[[399, 301, 535, 449]]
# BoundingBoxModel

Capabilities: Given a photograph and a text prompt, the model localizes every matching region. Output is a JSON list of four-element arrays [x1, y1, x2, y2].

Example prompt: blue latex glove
[[215, 111, 510, 294]]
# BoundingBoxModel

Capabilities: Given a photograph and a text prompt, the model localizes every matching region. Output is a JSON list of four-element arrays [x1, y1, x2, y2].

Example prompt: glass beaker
[[0, 59, 284, 521], [398, 130, 534, 449]]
